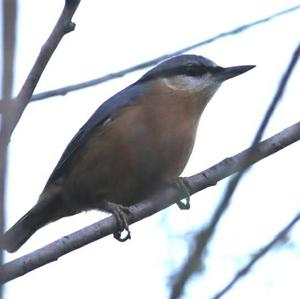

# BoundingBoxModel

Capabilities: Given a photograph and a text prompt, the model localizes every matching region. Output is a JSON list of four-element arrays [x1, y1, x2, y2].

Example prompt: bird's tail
[[2, 187, 64, 253]]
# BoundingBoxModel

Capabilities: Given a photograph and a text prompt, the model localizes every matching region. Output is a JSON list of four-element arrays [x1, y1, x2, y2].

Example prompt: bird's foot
[[175, 177, 191, 210], [103, 201, 132, 242]]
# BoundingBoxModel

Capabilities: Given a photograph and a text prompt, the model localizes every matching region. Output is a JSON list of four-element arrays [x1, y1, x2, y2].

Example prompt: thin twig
[[211, 211, 300, 299], [30, 4, 300, 102], [0, 1, 81, 294], [2, 0, 81, 140], [169, 40, 300, 299], [1, 120, 300, 284], [0, 1, 17, 299]]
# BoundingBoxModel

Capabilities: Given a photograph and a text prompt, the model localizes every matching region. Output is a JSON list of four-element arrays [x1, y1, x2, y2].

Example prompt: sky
[[2, 1, 300, 299]]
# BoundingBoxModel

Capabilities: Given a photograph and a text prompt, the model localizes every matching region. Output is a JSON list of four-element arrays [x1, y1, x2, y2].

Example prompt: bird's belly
[[63, 98, 200, 209]]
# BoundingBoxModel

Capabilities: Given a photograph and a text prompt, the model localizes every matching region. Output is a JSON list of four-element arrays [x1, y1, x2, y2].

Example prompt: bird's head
[[138, 54, 255, 100]]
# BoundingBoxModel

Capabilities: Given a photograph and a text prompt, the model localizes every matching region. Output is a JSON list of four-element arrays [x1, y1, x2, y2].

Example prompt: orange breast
[[62, 81, 208, 208]]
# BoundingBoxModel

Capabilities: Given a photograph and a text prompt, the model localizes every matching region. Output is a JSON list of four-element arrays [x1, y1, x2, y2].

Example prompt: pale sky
[[3, 1, 300, 299]]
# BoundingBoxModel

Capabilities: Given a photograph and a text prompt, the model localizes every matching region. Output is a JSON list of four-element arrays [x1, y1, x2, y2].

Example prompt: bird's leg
[[175, 177, 191, 210], [102, 201, 131, 242]]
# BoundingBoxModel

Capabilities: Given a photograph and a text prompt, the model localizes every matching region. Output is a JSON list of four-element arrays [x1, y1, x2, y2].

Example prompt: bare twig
[[0, 1, 17, 299], [1, 120, 300, 284], [211, 211, 300, 299], [30, 4, 300, 102], [1, 0, 81, 140], [0, 0, 81, 294], [169, 40, 300, 299]]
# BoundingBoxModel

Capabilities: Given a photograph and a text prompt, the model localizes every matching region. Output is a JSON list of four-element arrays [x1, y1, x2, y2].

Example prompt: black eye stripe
[[137, 62, 222, 84], [185, 65, 208, 76], [157, 65, 211, 78]]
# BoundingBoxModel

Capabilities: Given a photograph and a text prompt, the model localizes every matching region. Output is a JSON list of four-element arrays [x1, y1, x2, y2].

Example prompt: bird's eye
[[185, 64, 198, 76], [185, 64, 201, 76]]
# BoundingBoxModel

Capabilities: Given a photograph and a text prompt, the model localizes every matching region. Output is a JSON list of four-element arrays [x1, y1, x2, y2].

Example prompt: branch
[[0, 1, 17, 299], [0, 1, 81, 295], [1, 0, 81, 139], [169, 40, 300, 299], [30, 4, 300, 102], [211, 211, 300, 299], [1, 120, 300, 284]]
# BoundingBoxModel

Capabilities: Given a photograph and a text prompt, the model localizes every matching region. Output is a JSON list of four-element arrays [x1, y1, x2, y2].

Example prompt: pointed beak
[[216, 65, 256, 81]]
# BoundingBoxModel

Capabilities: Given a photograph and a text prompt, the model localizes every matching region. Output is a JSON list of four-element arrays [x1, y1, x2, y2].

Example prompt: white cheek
[[162, 74, 221, 95]]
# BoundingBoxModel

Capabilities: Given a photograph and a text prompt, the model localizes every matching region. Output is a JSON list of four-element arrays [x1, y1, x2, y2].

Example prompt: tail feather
[[2, 207, 44, 253], [3, 186, 65, 252]]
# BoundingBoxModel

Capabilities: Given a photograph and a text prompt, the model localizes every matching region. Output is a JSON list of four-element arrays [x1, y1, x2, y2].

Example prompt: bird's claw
[[175, 177, 191, 210], [113, 229, 131, 242], [111, 204, 132, 242]]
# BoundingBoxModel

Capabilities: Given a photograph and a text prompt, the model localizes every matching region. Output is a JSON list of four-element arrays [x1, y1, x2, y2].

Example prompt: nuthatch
[[3, 55, 255, 252]]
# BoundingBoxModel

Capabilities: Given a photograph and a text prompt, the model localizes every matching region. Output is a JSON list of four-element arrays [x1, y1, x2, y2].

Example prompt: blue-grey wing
[[45, 82, 145, 186]]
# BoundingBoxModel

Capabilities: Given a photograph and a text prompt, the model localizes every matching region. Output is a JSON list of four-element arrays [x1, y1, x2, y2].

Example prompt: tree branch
[[0, 0, 81, 294], [1, 0, 81, 139], [30, 4, 300, 102], [211, 210, 300, 299], [1, 120, 300, 284], [0, 1, 17, 299], [169, 40, 300, 299]]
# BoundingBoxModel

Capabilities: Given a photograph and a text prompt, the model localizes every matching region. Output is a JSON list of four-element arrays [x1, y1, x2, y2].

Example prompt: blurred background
[[2, 1, 300, 298]]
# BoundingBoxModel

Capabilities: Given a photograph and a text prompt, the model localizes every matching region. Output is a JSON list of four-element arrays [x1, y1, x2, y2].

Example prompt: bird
[[3, 54, 255, 252]]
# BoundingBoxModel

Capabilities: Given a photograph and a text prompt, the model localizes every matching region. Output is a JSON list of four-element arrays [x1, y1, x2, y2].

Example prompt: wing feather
[[45, 83, 145, 186]]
